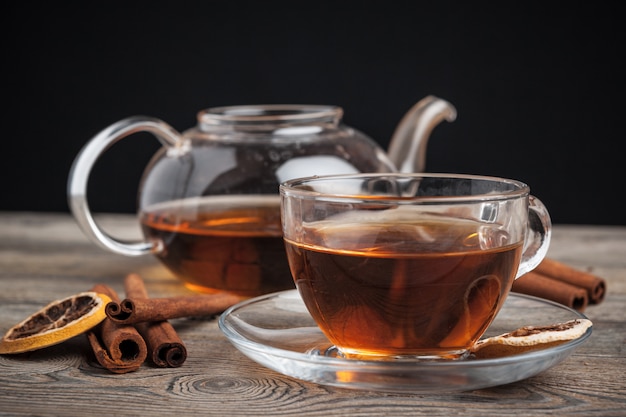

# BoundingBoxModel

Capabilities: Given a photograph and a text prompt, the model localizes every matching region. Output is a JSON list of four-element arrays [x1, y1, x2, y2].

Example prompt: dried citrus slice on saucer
[[0, 291, 111, 354], [470, 318, 592, 359]]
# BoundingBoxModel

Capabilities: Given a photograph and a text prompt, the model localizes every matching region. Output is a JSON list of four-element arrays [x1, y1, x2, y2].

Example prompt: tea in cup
[[280, 173, 551, 360]]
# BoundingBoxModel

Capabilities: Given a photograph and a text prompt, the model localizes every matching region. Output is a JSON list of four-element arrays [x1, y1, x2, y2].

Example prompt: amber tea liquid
[[141, 196, 294, 296], [284, 218, 522, 358]]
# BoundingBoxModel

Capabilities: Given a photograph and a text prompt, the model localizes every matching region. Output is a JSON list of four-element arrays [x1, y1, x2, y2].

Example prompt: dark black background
[[3, 2, 624, 225]]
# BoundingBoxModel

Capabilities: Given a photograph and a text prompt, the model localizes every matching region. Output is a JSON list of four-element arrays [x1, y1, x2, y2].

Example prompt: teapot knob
[[387, 95, 457, 173]]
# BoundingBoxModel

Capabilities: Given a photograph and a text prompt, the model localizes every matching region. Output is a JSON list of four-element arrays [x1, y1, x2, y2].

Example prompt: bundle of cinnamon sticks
[[512, 258, 606, 312], [87, 274, 244, 374]]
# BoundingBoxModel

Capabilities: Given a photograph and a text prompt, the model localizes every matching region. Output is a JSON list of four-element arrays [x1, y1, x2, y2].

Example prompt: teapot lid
[[198, 104, 343, 132]]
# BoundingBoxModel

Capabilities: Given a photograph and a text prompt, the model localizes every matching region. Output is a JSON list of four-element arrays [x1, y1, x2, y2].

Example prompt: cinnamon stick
[[106, 291, 245, 325], [123, 273, 188, 368], [535, 258, 606, 304], [512, 271, 589, 312], [87, 284, 148, 373]]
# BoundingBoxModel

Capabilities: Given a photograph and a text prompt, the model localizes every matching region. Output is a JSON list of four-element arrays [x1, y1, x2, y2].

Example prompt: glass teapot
[[68, 95, 456, 296]]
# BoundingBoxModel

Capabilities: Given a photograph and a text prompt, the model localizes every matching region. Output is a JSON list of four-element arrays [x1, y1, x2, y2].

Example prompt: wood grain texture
[[0, 212, 625, 416]]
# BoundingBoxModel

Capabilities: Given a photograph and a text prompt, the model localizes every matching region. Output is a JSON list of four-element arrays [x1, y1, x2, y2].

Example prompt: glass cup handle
[[67, 116, 182, 256], [516, 195, 552, 278]]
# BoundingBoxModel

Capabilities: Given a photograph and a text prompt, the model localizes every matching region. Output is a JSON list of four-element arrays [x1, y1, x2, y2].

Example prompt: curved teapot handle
[[67, 116, 182, 256]]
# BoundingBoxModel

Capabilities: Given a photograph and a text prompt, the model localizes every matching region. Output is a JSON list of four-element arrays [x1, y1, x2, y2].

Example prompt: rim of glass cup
[[279, 173, 530, 203]]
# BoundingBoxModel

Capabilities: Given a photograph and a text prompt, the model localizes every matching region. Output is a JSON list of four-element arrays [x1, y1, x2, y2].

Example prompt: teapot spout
[[387, 95, 457, 173]]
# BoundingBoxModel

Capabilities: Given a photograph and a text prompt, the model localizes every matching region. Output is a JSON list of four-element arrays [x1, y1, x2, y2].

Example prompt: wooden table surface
[[1, 212, 625, 416]]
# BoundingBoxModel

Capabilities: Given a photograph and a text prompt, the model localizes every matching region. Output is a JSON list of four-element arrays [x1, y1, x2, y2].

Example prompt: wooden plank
[[0, 212, 625, 416]]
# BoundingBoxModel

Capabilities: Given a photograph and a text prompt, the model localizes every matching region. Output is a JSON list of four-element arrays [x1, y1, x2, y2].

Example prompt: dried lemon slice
[[470, 318, 592, 359], [0, 291, 111, 354]]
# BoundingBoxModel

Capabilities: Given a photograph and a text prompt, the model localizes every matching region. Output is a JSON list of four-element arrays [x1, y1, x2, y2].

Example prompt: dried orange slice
[[470, 318, 592, 359], [0, 291, 111, 354]]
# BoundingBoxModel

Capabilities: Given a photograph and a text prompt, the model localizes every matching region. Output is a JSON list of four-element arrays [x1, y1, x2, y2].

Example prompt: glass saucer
[[218, 290, 592, 393]]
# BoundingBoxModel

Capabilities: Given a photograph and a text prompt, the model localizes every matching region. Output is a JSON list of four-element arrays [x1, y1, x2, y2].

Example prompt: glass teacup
[[280, 173, 551, 360]]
